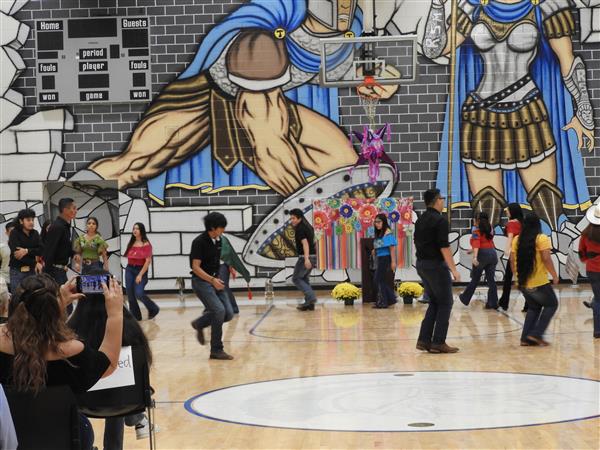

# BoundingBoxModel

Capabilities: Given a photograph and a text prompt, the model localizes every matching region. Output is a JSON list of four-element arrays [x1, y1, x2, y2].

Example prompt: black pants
[[520, 283, 558, 341], [499, 261, 513, 308], [417, 259, 454, 345]]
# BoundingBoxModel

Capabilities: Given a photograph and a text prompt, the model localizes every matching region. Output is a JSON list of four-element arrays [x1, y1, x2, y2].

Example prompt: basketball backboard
[[319, 35, 417, 87]]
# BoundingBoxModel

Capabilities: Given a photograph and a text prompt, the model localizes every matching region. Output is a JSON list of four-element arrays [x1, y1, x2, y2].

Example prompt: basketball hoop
[[357, 75, 382, 127]]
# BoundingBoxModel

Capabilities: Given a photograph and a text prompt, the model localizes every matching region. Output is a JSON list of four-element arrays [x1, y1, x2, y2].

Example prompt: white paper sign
[[88, 346, 136, 392]]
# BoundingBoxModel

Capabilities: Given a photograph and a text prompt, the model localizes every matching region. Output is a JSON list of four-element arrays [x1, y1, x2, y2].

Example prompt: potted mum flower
[[397, 282, 424, 305], [331, 282, 361, 306]]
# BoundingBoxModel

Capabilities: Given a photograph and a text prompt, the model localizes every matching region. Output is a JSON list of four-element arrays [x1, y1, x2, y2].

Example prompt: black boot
[[297, 302, 315, 311]]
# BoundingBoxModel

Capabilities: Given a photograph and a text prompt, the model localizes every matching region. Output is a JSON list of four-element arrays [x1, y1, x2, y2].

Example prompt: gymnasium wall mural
[[1, 0, 600, 290]]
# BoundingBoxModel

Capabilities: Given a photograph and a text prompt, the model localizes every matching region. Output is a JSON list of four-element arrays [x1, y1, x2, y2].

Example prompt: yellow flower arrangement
[[331, 282, 362, 301], [397, 282, 424, 298]]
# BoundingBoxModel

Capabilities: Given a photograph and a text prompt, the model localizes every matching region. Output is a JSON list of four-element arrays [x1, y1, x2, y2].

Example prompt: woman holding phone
[[124, 223, 159, 321]]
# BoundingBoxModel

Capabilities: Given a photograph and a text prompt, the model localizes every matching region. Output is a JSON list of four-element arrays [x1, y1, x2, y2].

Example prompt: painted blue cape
[[148, 0, 362, 203], [435, 0, 590, 210]]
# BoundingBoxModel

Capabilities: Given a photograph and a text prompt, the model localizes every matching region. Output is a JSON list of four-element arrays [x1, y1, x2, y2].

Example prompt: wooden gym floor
[[90, 286, 600, 449]]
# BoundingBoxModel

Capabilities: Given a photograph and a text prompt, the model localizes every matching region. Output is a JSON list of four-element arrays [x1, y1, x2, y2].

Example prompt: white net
[[358, 93, 380, 127]]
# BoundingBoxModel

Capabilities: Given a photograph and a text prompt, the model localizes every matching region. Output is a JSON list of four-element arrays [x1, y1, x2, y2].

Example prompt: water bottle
[[265, 279, 274, 305]]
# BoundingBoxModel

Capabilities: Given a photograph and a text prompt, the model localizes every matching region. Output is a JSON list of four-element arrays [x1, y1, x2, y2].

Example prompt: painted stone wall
[[1, 0, 600, 290]]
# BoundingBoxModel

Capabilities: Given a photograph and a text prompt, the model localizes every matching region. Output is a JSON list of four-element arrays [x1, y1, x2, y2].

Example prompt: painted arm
[[423, 0, 466, 59], [540, 249, 559, 284], [549, 37, 594, 151]]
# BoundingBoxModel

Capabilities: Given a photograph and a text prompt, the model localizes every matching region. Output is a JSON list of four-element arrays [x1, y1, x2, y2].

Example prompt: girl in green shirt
[[74, 217, 109, 274]]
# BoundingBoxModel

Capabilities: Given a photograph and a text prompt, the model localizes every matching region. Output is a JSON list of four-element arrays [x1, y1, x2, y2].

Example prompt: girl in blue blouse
[[373, 213, 398, 309]]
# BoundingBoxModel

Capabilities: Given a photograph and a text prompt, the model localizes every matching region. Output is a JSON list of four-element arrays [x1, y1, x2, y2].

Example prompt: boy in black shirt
[[190, 212, 234, 360], [8, 209, 43, 293], [414, 189, 461, 354], [289, 209, 317, 311], [43, 198, 78, 286]]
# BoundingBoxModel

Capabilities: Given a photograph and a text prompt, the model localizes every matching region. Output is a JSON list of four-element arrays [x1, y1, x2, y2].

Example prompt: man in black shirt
[[414, 189, 461, 354], [289, 209, 317, 311], [43, 198, 79, 291], [8, 209, 43, 293], [190, 212, 234, 360]]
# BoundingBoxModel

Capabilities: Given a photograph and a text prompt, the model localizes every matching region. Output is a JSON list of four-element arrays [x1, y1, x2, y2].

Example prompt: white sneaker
[[135, 416, 159, 440]]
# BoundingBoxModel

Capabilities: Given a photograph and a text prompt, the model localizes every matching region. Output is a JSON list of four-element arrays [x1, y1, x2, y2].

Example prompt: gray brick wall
[[12, 0, 600, 236]]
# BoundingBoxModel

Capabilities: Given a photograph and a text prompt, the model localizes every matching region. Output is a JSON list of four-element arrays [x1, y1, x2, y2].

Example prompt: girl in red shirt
[[498, 203, 524, 311], [124, 223, 159, 321], [459, 212, 498, 309], [578, 205, 600, 338]]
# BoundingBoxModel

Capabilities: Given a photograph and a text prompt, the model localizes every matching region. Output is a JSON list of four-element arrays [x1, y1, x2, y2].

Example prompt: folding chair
[[4, 385, 81, 450], [76, 346, 156, 450]]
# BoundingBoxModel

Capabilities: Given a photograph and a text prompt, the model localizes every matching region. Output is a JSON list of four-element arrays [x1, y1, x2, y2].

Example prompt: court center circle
[[185, 371, 600, 432]]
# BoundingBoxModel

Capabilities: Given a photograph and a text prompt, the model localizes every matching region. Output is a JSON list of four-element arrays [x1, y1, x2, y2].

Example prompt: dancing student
[[499, 203, 525, 311], [289, 209, 317, 311], [68, 269, 155, 448], [190, 212, 234, 360], [578, 204, 600, 339], [459, 212, 498, 309], [0, 274, 124, 450], [372, 213, 398, 309], [8, 209, 43, 294], [74, 216, 109, 274], [415, 188, 461, 354], [124, 223, 159, 321], [511, 214, 559, 346]]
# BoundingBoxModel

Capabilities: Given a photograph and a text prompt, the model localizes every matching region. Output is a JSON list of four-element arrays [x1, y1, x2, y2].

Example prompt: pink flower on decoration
[[313, 211, 330, 230], [399, 203, 413, 224], [358, 204, 377, 225]]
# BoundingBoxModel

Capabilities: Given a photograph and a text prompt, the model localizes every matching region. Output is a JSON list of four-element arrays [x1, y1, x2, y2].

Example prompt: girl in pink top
[[124, 223, 159, 321]]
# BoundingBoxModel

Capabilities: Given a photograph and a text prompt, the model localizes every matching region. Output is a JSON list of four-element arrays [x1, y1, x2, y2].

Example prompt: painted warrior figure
[[88, 0, 398, 204], [424, 0, 595, 230]]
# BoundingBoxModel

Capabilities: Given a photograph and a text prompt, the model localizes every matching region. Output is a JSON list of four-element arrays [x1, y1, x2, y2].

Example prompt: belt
[[19, 266, 31, 273], [52, 264, 67, 270], [83, 259, 99, 265]]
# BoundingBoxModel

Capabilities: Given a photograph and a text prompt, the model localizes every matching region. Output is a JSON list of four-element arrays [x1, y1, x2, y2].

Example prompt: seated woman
[[68, 269, 155, 450], [0, 274, 123, 450]]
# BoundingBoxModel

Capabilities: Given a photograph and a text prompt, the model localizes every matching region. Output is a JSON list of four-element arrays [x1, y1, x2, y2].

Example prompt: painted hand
[[563, 116, 594, 152], [356, 65, 400, 100]]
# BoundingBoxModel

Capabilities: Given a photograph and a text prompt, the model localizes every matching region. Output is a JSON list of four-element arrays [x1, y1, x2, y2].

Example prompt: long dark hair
[[507, 203, 524, 223], [5, 274, 75, 393], [476, 212, 493, 240], [67, 270, 152, 367], [583, 224, 600, 244], [516, 214, 542, 287], [40, 219, 52, 243], [374, 213, 390, 238], [125, 222, 149, 256], [86, 216, 99, 234]]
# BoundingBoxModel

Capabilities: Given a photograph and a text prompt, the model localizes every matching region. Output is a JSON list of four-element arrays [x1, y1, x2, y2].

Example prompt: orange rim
[[356, 75, 383, 99]]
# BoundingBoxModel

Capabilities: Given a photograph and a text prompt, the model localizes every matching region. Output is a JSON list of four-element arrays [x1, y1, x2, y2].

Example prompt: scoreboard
[[35, 17, 152, 105]]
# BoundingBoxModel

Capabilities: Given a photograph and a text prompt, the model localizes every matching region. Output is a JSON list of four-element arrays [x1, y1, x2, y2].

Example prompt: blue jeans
[[586, 271, 600, 336], [125, 265, 159, 321], [292, 256, 316, 304], [9, 267, 34, 294], [520, 283, 558, 341], [219, 264, 239, 314], [459, 248, 498, 307], [374, 255, 396, 305], [191, 277, 234, 352], [417, 259, 454, 345]]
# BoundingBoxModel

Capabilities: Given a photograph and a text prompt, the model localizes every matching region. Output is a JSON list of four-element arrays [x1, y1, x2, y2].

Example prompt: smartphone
[[77, 274, 110, 294]]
